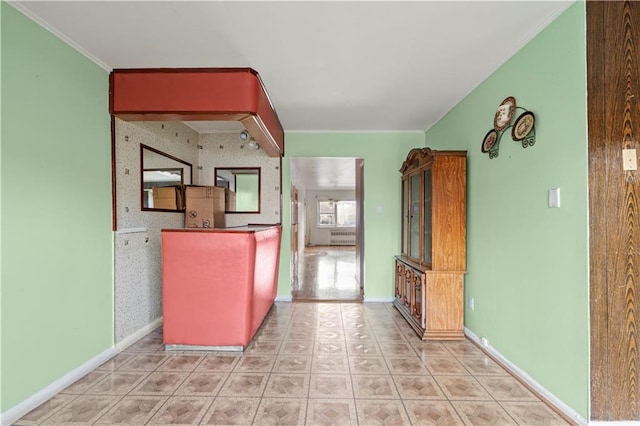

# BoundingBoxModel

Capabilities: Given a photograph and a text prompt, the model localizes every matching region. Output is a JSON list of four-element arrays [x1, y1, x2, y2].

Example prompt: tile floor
[[15, 302, 570, 425], [292, 246, 363, 302]]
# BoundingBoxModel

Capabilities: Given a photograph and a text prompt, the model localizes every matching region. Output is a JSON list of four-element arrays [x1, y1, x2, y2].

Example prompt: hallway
[[292, 246, 363, 302], [15, 302, 569, 425]]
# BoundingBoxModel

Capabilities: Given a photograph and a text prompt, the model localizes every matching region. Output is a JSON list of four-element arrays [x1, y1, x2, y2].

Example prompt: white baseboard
[[115, 317, 163, 352], [363, 297, 394, 303], [275, 295, 292, 302], [464, 327, 588, 426], [0, 318, 163, 426], [590, 422, 640, 425]]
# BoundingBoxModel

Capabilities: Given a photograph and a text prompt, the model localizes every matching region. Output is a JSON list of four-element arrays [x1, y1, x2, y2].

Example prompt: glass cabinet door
[[402, 178, 408, 255], [410, 173, 421, 259], [423, 169, 432, 265]]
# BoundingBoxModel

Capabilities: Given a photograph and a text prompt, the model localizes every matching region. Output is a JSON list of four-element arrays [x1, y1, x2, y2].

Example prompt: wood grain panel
[[589, 1, 640, 420], [432, 156, 467, 271], [424, 272, 464, 335]]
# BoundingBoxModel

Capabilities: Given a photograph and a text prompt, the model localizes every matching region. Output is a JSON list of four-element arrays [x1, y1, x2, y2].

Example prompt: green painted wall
[[279, 133, 424, 299], [1, 3, 113, 412], [425, 3, 589, 418]]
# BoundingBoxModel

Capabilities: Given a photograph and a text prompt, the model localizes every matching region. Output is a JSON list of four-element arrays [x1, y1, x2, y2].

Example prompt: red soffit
[[110, 68, 284, 157]]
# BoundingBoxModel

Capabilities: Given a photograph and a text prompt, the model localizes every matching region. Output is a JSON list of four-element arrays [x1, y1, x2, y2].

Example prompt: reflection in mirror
[[215, 167, 261, 213], [141, 144, 192, 211]]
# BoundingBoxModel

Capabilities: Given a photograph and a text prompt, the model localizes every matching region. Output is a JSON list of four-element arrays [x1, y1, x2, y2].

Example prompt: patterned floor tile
[[218, 373, 269, 397], [501, 401, 570, 425], [355, 399, 410, 425], [349, 356, 389, 374], [146, 396, 211, 425], [423, 356, 469, 375], [306, 399, 357, 426], [352, 375, 399, 399], [378, 341, 417, 357], [442, 341, 485, 357], [85, 372, 148, 395], [157, 354, 204, 371], [347, 341, 381, 356], [312, 355, 350, 374], [344, 329, 375, 341], [315, 340, 347, 355], [254, 398, 307, 426], [392, 375, 446, 400], [42, 395, 119, 424], [273, 355, 312, 373], [280, 340, 314, 355], [264, 373, 310, 397], [94, 395, 167, 424], [95, 353, 135, 372], [309, 374, 354, 398], [316, 329, 345, 340], [174, 372, 228, 396], [286, 329, 317, 341], [403, 400, 464, 425], [13, 394, 77, 425], [201, 397, 260, 425], [194, 354, 240, 372], [459, 356, 509, 376], [477, 376, 539, 401], [434, 376, 493, 401], [117, 353, 170, 371], [60, 371, 110, 394], [411, 341, 451, 357], [452, 401, 517, 425], [13, 301, 570, 426], [244, 340, 282, 354], [385, 357, 430, 375], [233, 354, 275, 372], [131, 371, 188, 396]]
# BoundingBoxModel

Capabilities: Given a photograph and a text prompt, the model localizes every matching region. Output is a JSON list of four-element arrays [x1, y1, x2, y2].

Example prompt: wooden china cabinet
[[394, 148, 467, 340]]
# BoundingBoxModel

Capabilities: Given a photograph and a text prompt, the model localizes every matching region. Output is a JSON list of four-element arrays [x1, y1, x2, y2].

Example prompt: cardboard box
[[153, 186, 178, 210], [185, 186, 225, 228], [225, 189, 236, 212]]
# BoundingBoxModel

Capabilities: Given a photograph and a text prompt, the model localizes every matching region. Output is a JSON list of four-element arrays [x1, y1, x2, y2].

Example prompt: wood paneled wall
[[588, 1, 640, 420]]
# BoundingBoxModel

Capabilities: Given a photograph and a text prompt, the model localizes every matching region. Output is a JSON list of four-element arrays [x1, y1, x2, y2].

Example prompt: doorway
[[290, 157, 364, 301]]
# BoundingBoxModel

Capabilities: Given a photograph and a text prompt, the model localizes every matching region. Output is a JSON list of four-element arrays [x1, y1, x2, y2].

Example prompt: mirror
[[141, 144, 192, 211], [215, 167, 261, 213]]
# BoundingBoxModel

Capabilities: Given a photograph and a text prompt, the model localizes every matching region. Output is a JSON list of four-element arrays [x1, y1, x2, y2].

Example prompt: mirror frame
[[214, 167, 261, 214], [140, 144, 193, 212]]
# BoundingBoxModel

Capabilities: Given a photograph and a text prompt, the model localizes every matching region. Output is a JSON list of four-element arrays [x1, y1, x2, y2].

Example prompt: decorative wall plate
[[481, 129, 498, 153], [511, 111, 535, 140], [494, 96, 517, 131]]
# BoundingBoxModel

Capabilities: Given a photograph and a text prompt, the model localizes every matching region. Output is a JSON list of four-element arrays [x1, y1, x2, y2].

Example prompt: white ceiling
[[12, 0, 573, 189]]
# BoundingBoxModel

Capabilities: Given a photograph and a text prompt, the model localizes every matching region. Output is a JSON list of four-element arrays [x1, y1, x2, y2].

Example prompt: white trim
[[286, 130, 424, 134], [115, 227, 148, 235], [275, 295, 293, 302], [115, 317, 163, 352], [464, 327, 588, 426], [363, 297, 394, 303], [6, 1, 112, 72], [0, 319, 162, 426], [0, 347, 117, 426], [589, 423, 640, 425]]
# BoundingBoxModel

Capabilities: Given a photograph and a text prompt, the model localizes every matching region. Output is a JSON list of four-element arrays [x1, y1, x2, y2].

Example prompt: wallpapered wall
[[114, 119, 199, 342], [114, 119, 282, 343], [198, 133, 281, 228]]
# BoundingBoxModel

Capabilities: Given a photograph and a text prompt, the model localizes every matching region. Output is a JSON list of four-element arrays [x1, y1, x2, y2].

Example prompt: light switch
[[549, 188, 560, 208], [376, 205, 383, 214], [623, 149, 637, 170]]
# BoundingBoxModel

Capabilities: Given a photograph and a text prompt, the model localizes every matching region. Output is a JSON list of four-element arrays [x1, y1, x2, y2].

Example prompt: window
[[318, 200, 356, 227]]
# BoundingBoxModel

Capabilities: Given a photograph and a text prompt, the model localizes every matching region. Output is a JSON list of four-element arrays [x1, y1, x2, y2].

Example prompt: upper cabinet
[[110, 68, 285, 157]]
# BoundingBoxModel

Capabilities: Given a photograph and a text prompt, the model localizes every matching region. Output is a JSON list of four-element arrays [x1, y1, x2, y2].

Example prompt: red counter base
[[161, 225, 282, 350]]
